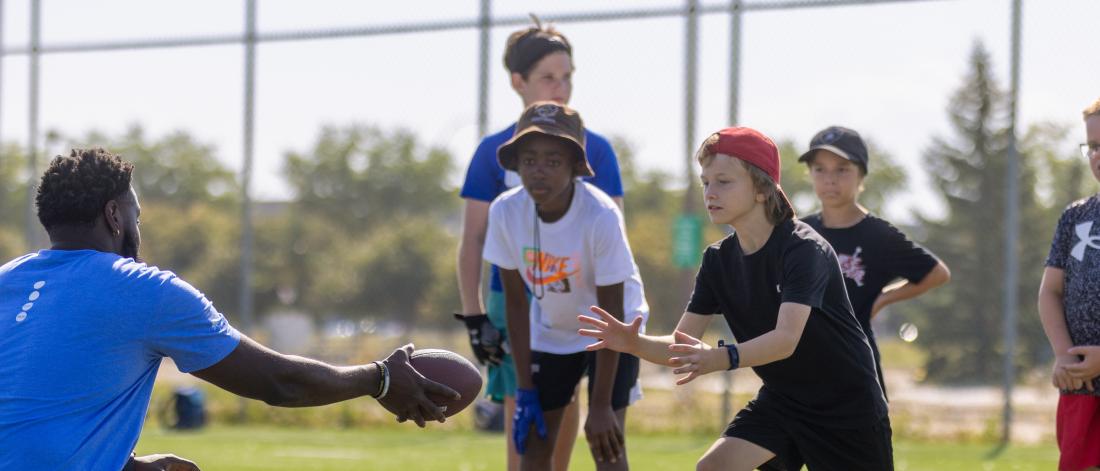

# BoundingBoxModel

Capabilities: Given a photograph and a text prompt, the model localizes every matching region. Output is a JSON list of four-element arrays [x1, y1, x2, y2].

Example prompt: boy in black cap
[[484, 102, 648, 471], [455, 19, 625, 470], [580, 127, 892, 470], [798, 126, 951, 397]]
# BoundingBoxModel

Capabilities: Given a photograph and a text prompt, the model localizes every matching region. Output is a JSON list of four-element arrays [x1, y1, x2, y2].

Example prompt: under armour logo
[[1071, 221, 1100, 261], [531, 104, 560, 124]]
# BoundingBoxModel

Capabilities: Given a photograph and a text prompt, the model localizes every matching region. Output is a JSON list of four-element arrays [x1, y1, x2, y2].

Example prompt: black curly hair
[[36, 148, 134, 231]]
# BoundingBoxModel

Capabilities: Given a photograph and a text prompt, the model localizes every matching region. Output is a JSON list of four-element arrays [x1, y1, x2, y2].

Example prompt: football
[[409, 348, 483, 417]]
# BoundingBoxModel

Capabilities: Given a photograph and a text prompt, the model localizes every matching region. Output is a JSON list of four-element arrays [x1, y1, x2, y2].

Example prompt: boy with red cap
[[580, 127, 892, 470]]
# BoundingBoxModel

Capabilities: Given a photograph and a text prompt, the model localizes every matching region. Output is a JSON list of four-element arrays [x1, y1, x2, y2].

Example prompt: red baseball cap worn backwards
[[703, 126, 795, 216]]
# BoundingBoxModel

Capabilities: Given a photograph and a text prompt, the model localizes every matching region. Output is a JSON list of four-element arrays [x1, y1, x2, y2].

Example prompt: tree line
[[0, 42, 1088, 385]]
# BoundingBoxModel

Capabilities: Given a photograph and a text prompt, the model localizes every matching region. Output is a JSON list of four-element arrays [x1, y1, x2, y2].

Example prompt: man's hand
[[454, 314, 505, 366], [584, 405, 624, 464], [1052, 354, 1086, 391], [668, 331, 724, 385], [1065, 346, 1100, 391], [578, 306, 642, 354], [376, 344, 461, 427], [131, 454, 200, 471], [512, 388, 547, 454]]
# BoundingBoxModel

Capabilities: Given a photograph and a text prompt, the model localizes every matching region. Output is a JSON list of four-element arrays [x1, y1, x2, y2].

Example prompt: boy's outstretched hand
[[668, 331, 724, 386], [578, 306, 641, 354]]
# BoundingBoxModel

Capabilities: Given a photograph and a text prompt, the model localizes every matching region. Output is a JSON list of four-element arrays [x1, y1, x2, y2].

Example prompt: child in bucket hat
[[484, 102, 648, 470], [579, 126, 894, 470], [454, 19, 625, 470]]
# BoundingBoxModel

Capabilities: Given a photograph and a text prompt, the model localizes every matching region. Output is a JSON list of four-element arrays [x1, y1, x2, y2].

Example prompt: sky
[[0, 0, 1097, 223]]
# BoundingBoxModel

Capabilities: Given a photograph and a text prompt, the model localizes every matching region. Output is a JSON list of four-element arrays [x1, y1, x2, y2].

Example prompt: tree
[[284, 125, 456, 234], [898, 42, 1051, 383], [70, 126, 240, 205], [277, 125, 460, 324], [0, 144, 28, 260], [612, 137, 686, 330]]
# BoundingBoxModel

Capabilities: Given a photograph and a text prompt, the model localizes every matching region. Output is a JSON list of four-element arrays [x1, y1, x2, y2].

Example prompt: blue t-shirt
[[460, 123, 624, 291], [0, 250, 241, 470]]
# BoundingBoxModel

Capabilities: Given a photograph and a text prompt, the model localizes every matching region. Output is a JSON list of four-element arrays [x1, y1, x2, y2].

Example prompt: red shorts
[[1057, 394, 1100, 471]]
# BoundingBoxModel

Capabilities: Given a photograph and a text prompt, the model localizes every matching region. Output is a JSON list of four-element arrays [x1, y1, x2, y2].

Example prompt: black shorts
[[723, 399, 893, 471], [530, 350, 639, 411]]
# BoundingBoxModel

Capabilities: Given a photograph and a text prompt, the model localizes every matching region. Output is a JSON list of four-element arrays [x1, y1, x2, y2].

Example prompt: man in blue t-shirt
[[454, 19, 624, 471], [0, 149, 459, 471]]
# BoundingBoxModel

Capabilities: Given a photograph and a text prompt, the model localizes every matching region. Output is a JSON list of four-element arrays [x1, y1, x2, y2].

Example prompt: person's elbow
[[928, 262, 951, 287], [1037, 283, 1063, 310], [774, 330, 802, 361]]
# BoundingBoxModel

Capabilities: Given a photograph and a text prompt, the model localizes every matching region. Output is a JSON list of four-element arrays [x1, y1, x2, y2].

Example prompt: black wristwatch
[[717, 340, 740, 370]]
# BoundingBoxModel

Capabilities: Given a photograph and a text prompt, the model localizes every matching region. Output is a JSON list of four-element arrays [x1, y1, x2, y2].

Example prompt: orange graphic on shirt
[[523, 248, 580, 294]]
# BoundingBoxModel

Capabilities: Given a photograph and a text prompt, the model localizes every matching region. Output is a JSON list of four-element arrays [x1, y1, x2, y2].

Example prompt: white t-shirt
[[483, 181, 649, 354]]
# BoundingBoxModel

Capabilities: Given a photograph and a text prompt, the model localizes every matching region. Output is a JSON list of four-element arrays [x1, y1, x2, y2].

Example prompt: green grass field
[[135, 425, 1058, 470]]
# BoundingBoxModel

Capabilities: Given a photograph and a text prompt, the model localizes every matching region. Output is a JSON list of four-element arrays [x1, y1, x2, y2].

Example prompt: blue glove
[[513, 388, 547, 454]]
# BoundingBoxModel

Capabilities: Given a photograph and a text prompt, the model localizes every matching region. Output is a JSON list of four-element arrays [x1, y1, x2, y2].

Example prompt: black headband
[[506, 31, 572, 75]]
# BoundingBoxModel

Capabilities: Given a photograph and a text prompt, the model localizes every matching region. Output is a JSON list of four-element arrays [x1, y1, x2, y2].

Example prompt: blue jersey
[[0, 250, 241, 470], [460, 123, 623, 291]]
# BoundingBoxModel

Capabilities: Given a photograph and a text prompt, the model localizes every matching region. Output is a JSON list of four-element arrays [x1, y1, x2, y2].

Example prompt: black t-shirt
[[802, 213, 939, 334], [687, 219, 887, 426]]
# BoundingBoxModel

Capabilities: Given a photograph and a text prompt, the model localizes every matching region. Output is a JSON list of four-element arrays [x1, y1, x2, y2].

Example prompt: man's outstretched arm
[[192, 336, 459, 427]]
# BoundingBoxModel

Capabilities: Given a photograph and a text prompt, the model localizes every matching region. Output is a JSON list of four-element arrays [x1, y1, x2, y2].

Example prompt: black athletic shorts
[[723, 399, 894, 471], [530, 350, 639, 411]]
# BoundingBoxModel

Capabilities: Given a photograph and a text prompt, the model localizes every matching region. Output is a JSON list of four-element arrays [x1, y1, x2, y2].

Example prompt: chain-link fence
[[2, 0, 1098, 444]]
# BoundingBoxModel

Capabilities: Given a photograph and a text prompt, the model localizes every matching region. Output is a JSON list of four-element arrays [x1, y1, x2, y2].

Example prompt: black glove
[[454, 313, 506, 366]]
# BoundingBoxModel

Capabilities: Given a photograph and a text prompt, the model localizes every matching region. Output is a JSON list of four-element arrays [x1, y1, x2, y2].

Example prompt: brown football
[[409, 348, 483, 417]]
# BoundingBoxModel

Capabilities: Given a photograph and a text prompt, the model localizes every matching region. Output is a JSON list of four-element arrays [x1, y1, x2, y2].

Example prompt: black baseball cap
[[798, 126, 869, 173]]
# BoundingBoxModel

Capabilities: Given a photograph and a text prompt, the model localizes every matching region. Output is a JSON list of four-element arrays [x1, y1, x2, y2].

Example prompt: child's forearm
[[1039, 288, 1075, 356], [735, 328, 800, 369], [590, 349, 619, 407], [500, 269, 534, 389], [592, 284, 625, 407], [628, 333, 681, 366], [506, 302, 532, 389], [871, 262, 950, 319]]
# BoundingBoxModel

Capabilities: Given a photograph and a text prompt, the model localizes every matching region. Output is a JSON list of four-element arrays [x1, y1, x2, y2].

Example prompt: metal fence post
[[999, 0, 1022, 451], [477, 0, 491, 139], [721, 0, 744, 430], [25, 0, 40, 250], [240, 0, 257, 336]]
